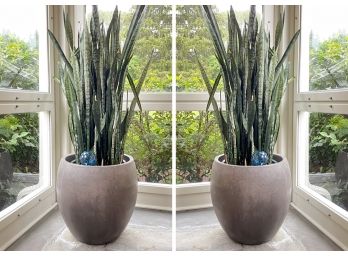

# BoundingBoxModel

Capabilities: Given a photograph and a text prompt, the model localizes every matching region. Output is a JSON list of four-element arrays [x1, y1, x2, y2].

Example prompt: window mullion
[[295, 90, 348, 102], [0, 92, 53, 103]]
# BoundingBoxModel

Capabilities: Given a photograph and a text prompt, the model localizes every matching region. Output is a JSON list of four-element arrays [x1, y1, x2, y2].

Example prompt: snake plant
[[48, 5, 154, 165], [196, 5, 300, 165]]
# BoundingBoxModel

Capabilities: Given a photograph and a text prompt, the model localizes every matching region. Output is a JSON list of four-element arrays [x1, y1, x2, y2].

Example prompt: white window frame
[[291, 5, 348, 250], [0, 5, 57, 250]]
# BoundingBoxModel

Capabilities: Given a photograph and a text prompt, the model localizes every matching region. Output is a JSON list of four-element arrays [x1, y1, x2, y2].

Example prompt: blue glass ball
[[79, 151, 97, 166], [251, 151, 269, 166]]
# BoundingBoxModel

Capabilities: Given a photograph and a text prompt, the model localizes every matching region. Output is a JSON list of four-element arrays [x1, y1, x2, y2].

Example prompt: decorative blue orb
[[251, 156, 260, 166], [79, 151, 97, 166], [251, 151, 269, 166]]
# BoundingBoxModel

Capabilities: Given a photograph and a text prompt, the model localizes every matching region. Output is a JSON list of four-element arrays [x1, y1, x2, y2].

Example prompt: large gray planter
[[57, 154, 138, 245], [211, 154, 291, 245]]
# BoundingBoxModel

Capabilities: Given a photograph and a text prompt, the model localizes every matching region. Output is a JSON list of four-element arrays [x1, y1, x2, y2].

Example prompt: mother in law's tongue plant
[[49, 6, 154, 166], [48, 5, 154, 245], [196, 5, 300, 245]]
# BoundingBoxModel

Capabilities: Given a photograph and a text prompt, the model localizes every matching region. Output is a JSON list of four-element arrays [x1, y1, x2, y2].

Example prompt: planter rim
[[62, 153, 134, 169], [214, 153, 285, 169]]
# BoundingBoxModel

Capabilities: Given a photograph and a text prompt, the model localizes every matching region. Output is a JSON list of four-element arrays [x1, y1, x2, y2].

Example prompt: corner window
[[0, 5, 53, 218], [293, 4, 348, 247], [301, 4, 348, 92]]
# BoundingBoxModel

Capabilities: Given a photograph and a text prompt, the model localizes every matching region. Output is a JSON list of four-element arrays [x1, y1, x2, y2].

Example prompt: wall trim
[[1, 193, 56, 250], [291, 200, 346, 250], [176, 182, 212, 211], [136, 182, 172, 211]]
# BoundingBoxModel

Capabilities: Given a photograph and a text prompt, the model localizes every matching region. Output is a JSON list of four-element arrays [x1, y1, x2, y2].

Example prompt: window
[[126, 111, 172, 184], [0, 7, 39, 91], [294, 4, 348, 248], [308, 112, 348, 212], [0, 113, 39, 212], [176, 111, 222, 184], [0, 5, 49, 93], [305, 4, 348, 91], [0, 4, 55, 249]]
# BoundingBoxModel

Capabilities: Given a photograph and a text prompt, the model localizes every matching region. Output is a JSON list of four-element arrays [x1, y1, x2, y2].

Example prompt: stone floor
[[7, 205, 341, 251], [8, 207, 172, 251], [176, 206, 341, 251]]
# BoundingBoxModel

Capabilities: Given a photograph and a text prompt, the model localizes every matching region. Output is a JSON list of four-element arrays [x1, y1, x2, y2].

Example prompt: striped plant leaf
[[48, 5, 150, 165], [198, 5, 300, 165], [48, 30, 73, 73], [63, 10, 74, 52]]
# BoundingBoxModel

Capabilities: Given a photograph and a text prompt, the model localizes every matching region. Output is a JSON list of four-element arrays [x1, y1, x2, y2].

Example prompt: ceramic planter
[[57, 154, 137, 245], [211, 154, 291, 245]]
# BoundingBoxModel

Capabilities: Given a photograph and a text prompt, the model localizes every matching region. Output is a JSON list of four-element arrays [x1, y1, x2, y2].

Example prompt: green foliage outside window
[[176, 112, 223, 183], [309, 32, 348, 174], [0, 33, 39, 90], [0, 114, 39, 173], [310, 34, 348, 90], [177, 6, 223, 92], [95, 6, 172, 92], [310, 113, 348, 173], [125, 112, 172, 183], [0, 32, 39, 174], [176, 6, 259, 92]]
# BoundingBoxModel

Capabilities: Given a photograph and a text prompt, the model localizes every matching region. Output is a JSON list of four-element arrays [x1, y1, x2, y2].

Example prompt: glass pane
[[86, 5, 172, 92], [0, 113, 39, 213], [176, 5, 261, 92], [309, 112, 348, 212], [176, 111, 223, 184], [0, 5, 42, 91], [125, 111, 172, 183], [308, 5, 348, 91]]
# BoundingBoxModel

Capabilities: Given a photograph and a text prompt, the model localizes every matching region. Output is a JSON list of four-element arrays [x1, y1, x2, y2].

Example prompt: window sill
[[136, 182, 172, 211], [176, 182, 212, 211]]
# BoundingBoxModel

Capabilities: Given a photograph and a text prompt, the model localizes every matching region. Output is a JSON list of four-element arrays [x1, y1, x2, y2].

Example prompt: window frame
[[0, 5, 57, 250], [292, 5, 348, 250]]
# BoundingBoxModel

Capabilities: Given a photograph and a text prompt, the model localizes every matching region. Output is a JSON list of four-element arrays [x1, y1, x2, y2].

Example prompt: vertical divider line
[[171, 4, 176, 252]]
